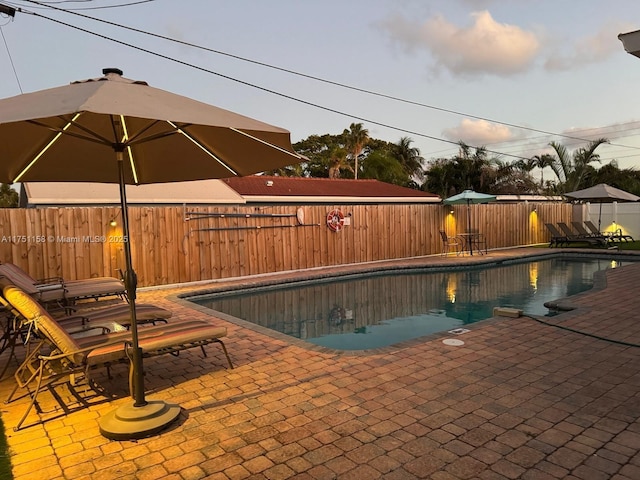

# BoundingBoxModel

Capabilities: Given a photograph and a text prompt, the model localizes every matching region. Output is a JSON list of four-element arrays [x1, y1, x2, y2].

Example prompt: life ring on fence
[[326, 209, 345, 232]]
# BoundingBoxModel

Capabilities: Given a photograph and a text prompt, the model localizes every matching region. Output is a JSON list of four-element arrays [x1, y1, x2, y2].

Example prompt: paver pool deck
[[1, 247, 639, 479]]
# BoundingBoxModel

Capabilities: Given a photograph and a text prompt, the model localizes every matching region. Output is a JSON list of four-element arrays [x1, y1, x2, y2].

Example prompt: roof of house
[[21, 180, 245, 206], [221, 176, 441, 203]]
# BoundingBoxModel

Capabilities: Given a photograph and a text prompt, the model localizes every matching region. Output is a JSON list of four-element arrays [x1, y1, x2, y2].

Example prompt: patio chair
[[584, 220, 634, 242], [0, 281, 232, 431], [439, 230, 462, 256], [557, 222, 607, 247], [0, 262, 126, 308], [467, 229, 488, 255]]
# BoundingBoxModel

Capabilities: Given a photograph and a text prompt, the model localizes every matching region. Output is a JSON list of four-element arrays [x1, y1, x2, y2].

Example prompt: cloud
[[544, 22, 630, 71], [380, 10, 540, 76], [442, 118, 515, 145]]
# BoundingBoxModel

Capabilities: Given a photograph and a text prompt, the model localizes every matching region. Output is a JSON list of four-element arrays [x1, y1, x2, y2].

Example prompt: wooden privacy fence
[[0, 202, 571, 287]]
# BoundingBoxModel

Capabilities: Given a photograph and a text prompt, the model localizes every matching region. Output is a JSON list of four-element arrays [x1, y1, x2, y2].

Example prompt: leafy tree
[[547, 138, 608, 193], [490, 160, 539, 194], [343, 123, 369, 179], [360, 151, 407, 185], [0, 184, 18, 208], [422, 158, 458, 198], [328, 147, 351, 179], [424, 144, 539, 196], [287, 134, 345, 178], [579, 161, 640, 196]]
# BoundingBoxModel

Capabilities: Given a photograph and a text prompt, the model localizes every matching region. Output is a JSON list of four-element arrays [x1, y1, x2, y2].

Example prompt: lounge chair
[[584, 220, 634, 242], [0, 296, 172, 379], [571, 222, 611, 245], [544, 223, 566, 247], [0, 262, 126, 308], [439, 230, 462, 256], [58, 303, 171, 331], [0, 281, 232, 431], [557, 222, 606, 247]]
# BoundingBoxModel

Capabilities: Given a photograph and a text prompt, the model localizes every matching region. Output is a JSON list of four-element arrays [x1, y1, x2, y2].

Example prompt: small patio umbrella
[[564, 183, 639, 231], [0, 68, 303, 439], [443, 189, 496, 255]]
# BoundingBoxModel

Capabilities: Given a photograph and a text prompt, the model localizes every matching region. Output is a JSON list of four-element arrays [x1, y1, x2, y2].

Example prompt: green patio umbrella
[[443, 189, 496, 255]]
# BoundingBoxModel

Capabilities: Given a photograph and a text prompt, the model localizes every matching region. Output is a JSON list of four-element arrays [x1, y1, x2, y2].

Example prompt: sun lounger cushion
[[3, 284, 84, 363], [59, 303, 172, 330]]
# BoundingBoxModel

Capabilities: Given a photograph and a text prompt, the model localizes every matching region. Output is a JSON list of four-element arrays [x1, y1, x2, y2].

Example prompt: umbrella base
[[99, 400, 181, 440]]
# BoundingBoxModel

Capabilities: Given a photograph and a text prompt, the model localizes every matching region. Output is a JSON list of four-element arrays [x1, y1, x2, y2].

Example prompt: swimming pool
[[190, 256, 633, 350]]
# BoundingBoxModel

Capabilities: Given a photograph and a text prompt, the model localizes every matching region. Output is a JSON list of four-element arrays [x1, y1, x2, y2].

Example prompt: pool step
[[493, 307, 523, 318]]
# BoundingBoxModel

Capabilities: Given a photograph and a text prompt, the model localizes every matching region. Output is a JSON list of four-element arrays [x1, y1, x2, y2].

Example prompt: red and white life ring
[[326, 209, 345, 232]]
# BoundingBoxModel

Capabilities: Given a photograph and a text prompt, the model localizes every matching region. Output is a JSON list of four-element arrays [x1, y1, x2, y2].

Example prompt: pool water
[[192, 257, 631, 350]]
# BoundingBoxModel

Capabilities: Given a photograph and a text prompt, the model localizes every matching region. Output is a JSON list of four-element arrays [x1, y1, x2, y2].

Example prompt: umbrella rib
[[229, 127, 303, 159], [167, 121, 237, 176], [27, 116, 114, 146], [119, 115, 139, 184], [14, 114, 82, 183]]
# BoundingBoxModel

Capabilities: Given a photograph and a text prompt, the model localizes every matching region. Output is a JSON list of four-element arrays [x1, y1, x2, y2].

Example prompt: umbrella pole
[[99, 152, 181, 440], [467, 201, 473, 256], [598, 202, 603, 232]]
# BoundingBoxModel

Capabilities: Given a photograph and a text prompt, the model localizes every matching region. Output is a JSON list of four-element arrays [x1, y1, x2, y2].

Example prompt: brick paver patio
[[1, 248, 639, 479]]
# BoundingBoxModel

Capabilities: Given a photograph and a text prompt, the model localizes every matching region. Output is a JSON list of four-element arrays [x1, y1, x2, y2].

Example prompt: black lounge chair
[[584, 220, 634, 242], [571, 222, 611, 245], [557, 222, 607, 247], [545, 223, 598, 247]]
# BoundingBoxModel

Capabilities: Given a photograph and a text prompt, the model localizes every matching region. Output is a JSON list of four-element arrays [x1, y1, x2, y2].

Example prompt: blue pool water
[[191, 256, 632, 350]]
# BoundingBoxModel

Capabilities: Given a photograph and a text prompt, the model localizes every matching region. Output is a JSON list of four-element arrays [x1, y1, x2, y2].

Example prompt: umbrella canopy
[[0, 68, 300, 185], [564, 183, 640, 203], [564, 183, 639, 231], [443, 189, 497, 206], [443, 190, 496, 255], [0, 68, 303, 439]]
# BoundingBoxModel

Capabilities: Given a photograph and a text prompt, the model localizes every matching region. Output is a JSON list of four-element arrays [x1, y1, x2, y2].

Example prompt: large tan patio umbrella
[[564, 183, 639, 231], [0, 68, 303, 439]]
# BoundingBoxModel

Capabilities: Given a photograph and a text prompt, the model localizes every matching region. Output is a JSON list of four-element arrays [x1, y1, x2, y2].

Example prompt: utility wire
[[15, 0, 157, 9], [13, 7, 535, 161], [0, 23, 22, 93], [18, 0, 640, 152]]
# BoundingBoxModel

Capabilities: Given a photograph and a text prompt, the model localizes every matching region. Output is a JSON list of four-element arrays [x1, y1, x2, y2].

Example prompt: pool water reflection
[[192, 257, 630, 350]]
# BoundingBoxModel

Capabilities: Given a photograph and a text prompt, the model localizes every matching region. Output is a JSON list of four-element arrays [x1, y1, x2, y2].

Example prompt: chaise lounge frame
[[1, 281, 232, 431]]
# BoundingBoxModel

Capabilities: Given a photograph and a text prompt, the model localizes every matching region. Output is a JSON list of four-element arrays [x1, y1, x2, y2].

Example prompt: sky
[[2, 0, 640, 179]]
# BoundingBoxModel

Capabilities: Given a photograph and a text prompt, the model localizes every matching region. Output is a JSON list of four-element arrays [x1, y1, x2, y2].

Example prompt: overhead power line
[[6, 1, 640, 166], [17, 0, 640, 153], [8, 6, 533, 161]]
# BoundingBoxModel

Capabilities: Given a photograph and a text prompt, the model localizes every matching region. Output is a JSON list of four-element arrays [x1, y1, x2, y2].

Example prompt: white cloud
[[380, 10, 540, 76], [544, 23, 628, 71], [442, 118, 515, 145]]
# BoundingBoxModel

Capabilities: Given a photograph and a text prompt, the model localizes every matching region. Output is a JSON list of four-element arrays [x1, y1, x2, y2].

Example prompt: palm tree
[[530, 153, 555, 189], [394, 137, 424, 182], [328, 147, 351, 179], [343, 123, 369, 180], [548, 138, 608, 192]]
